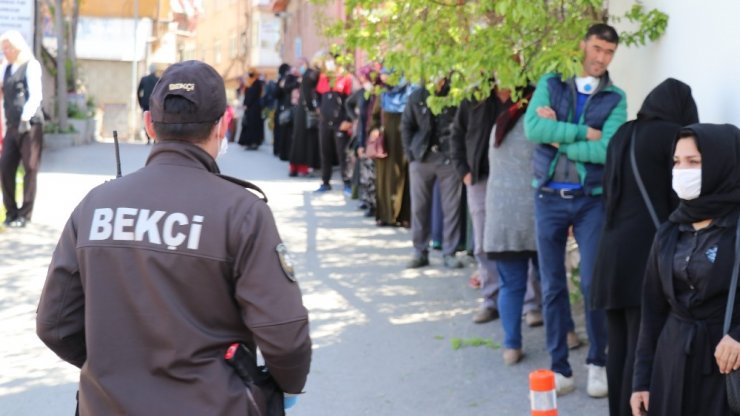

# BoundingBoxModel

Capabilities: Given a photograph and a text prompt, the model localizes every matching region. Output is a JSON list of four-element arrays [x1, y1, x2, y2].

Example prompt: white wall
[[609, 0, 740, 125]]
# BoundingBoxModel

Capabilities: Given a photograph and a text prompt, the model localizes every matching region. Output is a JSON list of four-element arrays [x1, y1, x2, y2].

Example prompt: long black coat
[[238, 80, 264, 147], [275, 74, 299, 161], [592, 79, 698, 310], [633, 214, 740, 415], [290, 69, 321, 168]]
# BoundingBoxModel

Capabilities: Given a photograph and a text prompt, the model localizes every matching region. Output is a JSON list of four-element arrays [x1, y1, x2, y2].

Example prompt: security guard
[[36, 60, 312, 415]]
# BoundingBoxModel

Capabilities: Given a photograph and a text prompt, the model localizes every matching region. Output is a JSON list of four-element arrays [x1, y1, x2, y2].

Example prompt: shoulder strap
[[629, 125, 661, 229], [723, 216, 740, 334], [217, 174, 268, 203]]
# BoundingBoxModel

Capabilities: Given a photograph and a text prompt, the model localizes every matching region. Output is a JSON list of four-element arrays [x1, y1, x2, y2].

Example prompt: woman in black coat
[[630, 124, 740, 416], [275, 68, 300, 163], [289, 66, 322, 171], [592, 78, 698, 416], [238, 70, 264, 150]]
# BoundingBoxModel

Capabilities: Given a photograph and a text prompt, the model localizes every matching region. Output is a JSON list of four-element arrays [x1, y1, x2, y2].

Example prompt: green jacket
[[524, 72, 627, 195]]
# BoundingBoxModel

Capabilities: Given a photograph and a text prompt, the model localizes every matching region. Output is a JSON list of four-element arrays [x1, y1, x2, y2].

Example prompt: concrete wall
[[280, 0, 344, 67], [609, 0, 740, 125], [78, 59, 145, 139]]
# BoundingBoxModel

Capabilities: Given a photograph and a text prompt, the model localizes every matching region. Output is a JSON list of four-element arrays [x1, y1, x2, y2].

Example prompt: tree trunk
[[68, 0, 80, 91], [55, 0, 68, 130]]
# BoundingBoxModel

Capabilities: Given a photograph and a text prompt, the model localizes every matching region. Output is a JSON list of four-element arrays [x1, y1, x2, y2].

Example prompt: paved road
[[0, 140, 608, 415]]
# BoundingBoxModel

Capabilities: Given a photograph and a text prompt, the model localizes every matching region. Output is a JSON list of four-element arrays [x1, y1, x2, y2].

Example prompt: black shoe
[[406, 255, 429, 269], [289, 171, 298, 177], [8, 217, 27, 228], [358, 203, 368, 210], [364, 207, 376, 218]]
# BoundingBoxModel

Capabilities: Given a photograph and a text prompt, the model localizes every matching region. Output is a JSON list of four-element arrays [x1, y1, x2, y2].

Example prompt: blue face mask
[[299, 65, 306, 75]]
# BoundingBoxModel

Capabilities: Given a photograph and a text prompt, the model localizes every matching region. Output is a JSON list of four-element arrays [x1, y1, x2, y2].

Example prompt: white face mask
[[217, 136, 229, 158], [672, 168, 702, 200], [575, 76, 599, 95]]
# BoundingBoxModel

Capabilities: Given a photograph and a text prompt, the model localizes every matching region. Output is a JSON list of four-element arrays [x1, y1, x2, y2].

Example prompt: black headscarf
[[604, 78, 698, 224], [637, 78, 699, 124], [669, 123, 740, 223]]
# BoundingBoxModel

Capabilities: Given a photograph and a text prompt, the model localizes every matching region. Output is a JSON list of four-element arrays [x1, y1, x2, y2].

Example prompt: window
[[229, 33, 238, 58]]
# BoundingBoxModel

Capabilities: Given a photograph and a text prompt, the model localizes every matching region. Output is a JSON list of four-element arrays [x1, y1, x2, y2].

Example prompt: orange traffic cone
[[530, 369, 558, 416]]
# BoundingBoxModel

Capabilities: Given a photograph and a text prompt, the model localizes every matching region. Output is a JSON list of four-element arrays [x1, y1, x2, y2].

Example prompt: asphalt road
[[0, 139, 608, 415]]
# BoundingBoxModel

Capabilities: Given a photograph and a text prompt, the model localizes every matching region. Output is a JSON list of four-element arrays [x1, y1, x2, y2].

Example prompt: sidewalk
[[0, 141, 607, 415]]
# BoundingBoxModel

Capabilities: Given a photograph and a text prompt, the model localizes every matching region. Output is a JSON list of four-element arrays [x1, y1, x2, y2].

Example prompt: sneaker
[[472, 307, 499, 324], [314, 183, 332, 193], [525, 310, 544, 327], [406, 255, 429, 269], [586, 364, 608, 398], [363, 207, 376, 218], [430, 240, 442, 250], [567, 330, 582, 350], [443, 254, 463, 269], [8, 217, 27, 228], [555, 372, 576, 396], [343, 184, 352, 196], [502, 348, 524, 366]]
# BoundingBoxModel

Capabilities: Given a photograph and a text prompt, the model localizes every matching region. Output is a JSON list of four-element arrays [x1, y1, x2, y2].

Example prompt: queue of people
[[258, 22, 740, 416], [3, 17, 735, 415]]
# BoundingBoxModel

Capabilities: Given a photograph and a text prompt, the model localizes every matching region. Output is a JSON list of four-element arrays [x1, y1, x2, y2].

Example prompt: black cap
[[150, 60, 226, 124]]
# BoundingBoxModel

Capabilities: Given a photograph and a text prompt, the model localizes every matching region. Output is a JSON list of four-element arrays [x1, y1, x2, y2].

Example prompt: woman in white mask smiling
[[631, 124, 740, 416]]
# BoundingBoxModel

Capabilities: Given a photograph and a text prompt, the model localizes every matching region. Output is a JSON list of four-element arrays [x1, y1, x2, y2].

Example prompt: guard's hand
[[536, 106, 557, 120], [18, 120, 31, 134], [630, 391, 649, 416], [715, 334, 740, 374]]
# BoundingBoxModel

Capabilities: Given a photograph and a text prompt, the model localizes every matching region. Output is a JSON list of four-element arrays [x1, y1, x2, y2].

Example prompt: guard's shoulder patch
[[276, 243, 296, 282]]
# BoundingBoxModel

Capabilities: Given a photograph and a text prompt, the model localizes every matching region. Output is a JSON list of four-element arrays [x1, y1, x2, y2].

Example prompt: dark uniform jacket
[[400, 87, 456, 162], [37, 141, 312, 415], [633, 212, 740, 415]]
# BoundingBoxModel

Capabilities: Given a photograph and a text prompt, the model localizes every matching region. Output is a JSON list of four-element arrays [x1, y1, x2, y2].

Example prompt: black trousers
[[318, 121, 350, 186], [1, 123, 43, 221], [606, 307, 641, 416]]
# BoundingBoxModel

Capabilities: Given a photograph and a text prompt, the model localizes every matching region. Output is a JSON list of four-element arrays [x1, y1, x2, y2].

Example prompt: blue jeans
[[497, 257, 536, 349], [534, 191, 607, 377]]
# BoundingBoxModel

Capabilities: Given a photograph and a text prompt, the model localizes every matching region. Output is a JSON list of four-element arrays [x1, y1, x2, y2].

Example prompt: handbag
[[305, 111, 319, 130], [723, 214, 740, 412], [278, 108, 293, 126], [365, 130, 387, 159]]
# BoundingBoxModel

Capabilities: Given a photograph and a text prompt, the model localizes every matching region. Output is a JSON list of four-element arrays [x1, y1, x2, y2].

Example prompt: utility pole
[[130, 0, 140, 140]]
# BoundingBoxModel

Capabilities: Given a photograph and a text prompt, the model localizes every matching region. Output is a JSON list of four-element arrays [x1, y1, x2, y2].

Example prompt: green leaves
[[313, 0, 668, 109]]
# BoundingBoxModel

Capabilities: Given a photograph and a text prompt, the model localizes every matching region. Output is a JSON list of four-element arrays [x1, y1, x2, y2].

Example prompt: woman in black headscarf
[[630, 124, 740, 416], [592, 78, 698, 415]]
